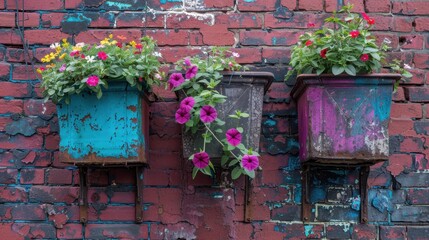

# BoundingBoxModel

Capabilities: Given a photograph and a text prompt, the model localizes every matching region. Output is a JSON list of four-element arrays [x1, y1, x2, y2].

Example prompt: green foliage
[[285, 4, 411, 82], [39, 35, 163, 103]]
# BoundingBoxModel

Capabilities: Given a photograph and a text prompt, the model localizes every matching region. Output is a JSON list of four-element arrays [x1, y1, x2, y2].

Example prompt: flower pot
[[57, 82, 150, 165], [182, 71, 274, 160], [291, 74, 401, 166]]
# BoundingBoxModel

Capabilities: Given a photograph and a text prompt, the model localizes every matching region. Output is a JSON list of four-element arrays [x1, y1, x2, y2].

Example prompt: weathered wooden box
[[57, 82, 149, 165], [291, 74, 400, 165]]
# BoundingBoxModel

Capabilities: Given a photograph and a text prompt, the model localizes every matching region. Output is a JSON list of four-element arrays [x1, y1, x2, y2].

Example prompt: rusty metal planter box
[[57, 82, 149, 165], [182, 71, 274, 159], [291, 74, 400, 166]]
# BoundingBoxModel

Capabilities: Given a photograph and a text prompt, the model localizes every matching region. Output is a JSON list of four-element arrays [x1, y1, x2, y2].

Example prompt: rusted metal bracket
[[78, 165, 145, 224], [135, 166, 144, 223], [302, 164, 311, 222], [244, 176, 252, 222], [79, 167, 88, 224], [301, 164, 370, 223], [360, 166, 370, 223]]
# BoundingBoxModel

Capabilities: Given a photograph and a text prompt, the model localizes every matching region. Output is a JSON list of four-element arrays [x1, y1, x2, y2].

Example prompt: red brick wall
[[0, 0, 428, 239]]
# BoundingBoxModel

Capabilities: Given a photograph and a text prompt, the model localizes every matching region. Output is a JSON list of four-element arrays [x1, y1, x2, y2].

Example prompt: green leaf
[[245, 170, 255, 178], [96, 90, 103, 99], [236, 127, 243, 133], [192, 167, 199, 179], [221, 155, 229, 166], [332, 65, 345, 75], [228, 158, 239, 167], [231, 167, 242, 180], [344, 65, 356, 76]]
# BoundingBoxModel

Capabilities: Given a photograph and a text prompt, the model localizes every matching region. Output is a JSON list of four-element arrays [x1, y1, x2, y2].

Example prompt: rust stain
[[131, 118, 138, 123], [127, 105, 137, 112], [80, 114, 91, 123]]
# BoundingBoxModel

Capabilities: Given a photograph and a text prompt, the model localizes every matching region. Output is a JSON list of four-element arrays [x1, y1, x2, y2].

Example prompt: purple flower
[[192, 151, 210, 169], [168, 73, 185, 89], [184, 58, 191, 66], [59, 64, 66, 72], [175, 107, 191, 124], [241, 155, 259, 171], [200, 105, 217, 123], [180, 96, 195, 110], [185, 65, 198, 79], [226, 128, 242, 147]]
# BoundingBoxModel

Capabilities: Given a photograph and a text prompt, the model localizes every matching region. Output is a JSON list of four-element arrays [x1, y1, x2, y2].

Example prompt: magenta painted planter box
[[291, 74, 401, 165]]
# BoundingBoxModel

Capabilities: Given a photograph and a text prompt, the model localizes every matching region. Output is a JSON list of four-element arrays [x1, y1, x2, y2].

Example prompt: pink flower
[[86, 75, 99, 87], [367, 18, 375, 25], [226, 128, 242, 147], [305, 40, 313, 46], [70, 50, 80, 57], [307, 22, 316, 28], [135, 43, 142, 50], [232, 52, 240, 58], [180, 96, 195, 110], [320, 48, 328, 59], [192, 151, 210, 169], [360, 54, 370, 62], [350, 30, 360, 38], [59, 64, 66, 72], [184, 58, 191, 66], [175, 107, 191, 124], [241, 155, 259, 171], [200, 105, 217, 123], [168, 73, 185, 89], [361, 12, 370, 21], [97, 51, 108, 60], [185, 65, 198, 79]]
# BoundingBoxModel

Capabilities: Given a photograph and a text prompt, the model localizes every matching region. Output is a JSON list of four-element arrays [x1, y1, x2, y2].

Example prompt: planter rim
[[220, 71, 274, 94], [291, 73, 401, 100]]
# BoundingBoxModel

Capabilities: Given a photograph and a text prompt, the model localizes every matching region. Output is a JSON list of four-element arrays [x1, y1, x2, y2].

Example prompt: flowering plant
[[285, 4, 412, 82], [169, 48, 260, 180], [38, 35, 163, 103]]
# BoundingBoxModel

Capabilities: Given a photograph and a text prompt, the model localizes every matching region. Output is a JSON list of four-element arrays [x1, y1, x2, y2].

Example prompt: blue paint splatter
[[264, 118, 276, 127], [63, 13, 92, 23], [244, 0, 256, 2], [105, 1, 132, 10], [310, 187, 326, 203], [160, 0, 182, 4], [294, 184, 302, 203], [304, 225, 314, 237], [351, 196, 360, 211], [272, 37, 277, 45]]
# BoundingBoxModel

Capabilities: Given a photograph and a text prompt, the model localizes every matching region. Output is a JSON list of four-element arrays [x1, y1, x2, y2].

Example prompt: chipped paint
[[146, 6, 215, 28], [304, 225, 314, 237]]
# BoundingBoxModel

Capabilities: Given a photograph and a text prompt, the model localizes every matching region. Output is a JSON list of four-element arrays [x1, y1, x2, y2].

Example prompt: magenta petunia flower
[[184, 58, 191, 66], [320, 48, 328, 59], [180, 96, 195, 110], [361, 12, 370, 21], [168, 73, 185, 89], [305, 40, 313, 46], [360, 54, 370, 62], [175, 107, 191, 124], [200, 105, 217, 123], [59, 64, 66, 72], [185, 65, 198, 79], [226, 128, 242, 147], [86, 75, 99, 87], [97, 51, 108, 60], [350, 30, 360, 38], [192, 151, 210, 169], [241, 155, 259, 171]]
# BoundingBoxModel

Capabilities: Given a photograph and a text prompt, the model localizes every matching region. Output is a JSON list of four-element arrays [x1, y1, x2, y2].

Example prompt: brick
[[85, 224, 148, 239], [392, 1, 429, 15], [316, 205, 359, 222], [86, 12, 114, 28], [150, 223, 197, 240], [24, 29, 69, 45], [75, 29, 142, 45], [407, 226, 429, 240], [200, 25, 235, 46], [365, 0, 390, 12], [41, 13, 66, 27], [1, 204, 45, 220], [110, 191, 134, 204], [24, 99, 57, 116], [415, 17, 429, 32], [0, 82, 30, 97], [265, 12, 326, 29], [0, 12, 17, 27], [20, 169, 45, 184], [391, 103, 422, 119], [146, 29, 190, 46], [44, 134, 59, 150], [393, 87, 405, 101], [300, 0, 323, 11], [0, 29, 22, 45], [396, 172, 429, 187], [271, 204, 300, 221], [0, 186, 27, 202], [351, 224, 377, 240], [415, 120, 429, 135], [240, 30, 301, 46], [0, 117, 12, 131], [46, 168, 72, 184], [159, 47, 202, 63], [7, 0, 63, 10], [0, 134, 43, 149], [262, 47, 291, 64], [0, 99, 23, 114], [407, 189, 429, 204], [370, 16, 393, 31], [326, 0, 364, 12], [93, 206, 135, 221], [116, 12, 164, 28], [204, 0, 234, 8], [393, 16, 414, 32], [12, 64, 38, 80], [392, 205, 429, 222], [215, 13, 263, 29], [402, 69, 426, 85], [29, 186, 79, 204], [326, 224, 352, 239], [6, 48, 34, 63], [0, 0, 4, 9], [57, 224, 83, 239], [0, 169, 17, 184], [238, 0, 277, 11], [399, 137, 424, 153], [401, 35, 424, 49], [233, 47, 262, 64], [406, 87, 429, 102], [387, 154, 413, 176], [166, 13, 214, 29], [65, 0, 82, 9], [0, 62, 10, 79]]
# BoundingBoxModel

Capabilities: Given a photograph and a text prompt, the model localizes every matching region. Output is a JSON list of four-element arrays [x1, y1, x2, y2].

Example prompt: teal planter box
[[57, 82, 149, 165]]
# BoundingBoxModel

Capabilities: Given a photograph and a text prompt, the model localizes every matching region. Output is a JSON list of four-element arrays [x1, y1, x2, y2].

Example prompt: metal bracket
[[78, 166, 145, 224], [301, 164, 370, 223], [244, 176, 252, 222]]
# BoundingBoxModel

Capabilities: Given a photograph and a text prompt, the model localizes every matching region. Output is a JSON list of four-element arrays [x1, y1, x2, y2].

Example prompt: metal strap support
[[302, 164, 311, 222], [78, 167, 88, 224], [244, 176, 252, 222], [360, 166, 370, 223], [135, 166, 144, 223]]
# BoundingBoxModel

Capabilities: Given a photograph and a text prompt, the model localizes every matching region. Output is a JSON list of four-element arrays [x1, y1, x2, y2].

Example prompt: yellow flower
[[100, 38, 110, 45], [129, 40, 136, 47], [46, 63, 55, 69], [59, 53, 67, 60], [61, 38, 69, 48], [72, 46, 82, 51], [36, 68, 43, 74], [109, 34, 113, 39]]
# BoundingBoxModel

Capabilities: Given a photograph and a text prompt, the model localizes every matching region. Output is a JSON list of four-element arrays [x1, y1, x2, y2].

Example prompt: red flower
[[135, 44, 142, 50], [305, 40, 313, 46], [360, 54, 369, 62], [320, 48, 328, 59], [70, 50, 80, 57], [97, 51, 108, 60], [350, 30, 360, 38], [80, 54, 85, 59], [307, 22, 316, 28], [116, 42, 123, 48], [367, 18, 375, 25], [361, 12, 370, 21]]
